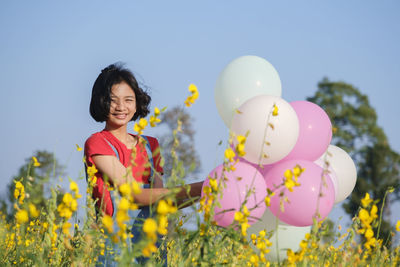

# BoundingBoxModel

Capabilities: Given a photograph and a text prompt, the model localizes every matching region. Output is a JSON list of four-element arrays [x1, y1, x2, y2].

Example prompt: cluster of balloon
[[203, 55, 357, 258]]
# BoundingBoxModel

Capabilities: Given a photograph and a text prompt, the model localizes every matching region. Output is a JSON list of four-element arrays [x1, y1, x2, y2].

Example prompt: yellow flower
[[86, 165, 98, 178], [149, 115, 161, 127], [116, 210, 129, 227], [370, 204, 378, 220], [209, 178, 218, 192], [361, 193, 373, 208], [359, 208, 371, 225], [28, 204, 39, 218], [224, 148, 235, 162], [119, 183, 131, 198], [284, 177, 296, 192], [102, 215, 114, 233], [396, 220, 400, 232], [154, 107, 161, 116], [234, 211, 244, 222], [158, 215, 168, 235], [62, 222, 72, 235], [132, 181, 142, 194], [142, 242, 157, 257], [75, 144, 82, 151], [364, 228, 374, 239], [143, 218, 158, 238], [14, 181, 25, 204], [293, 165, 305, 178], [241, 221, 250, 236], [364, 237, 377, 250], [157, 200, 170, 215], [265, 196, 271, 207], [70, 181, 79, 194], [15, 210, 29, 224], [32, 156, 41, 167], [118, 198, 130, 211], [235, 135, 247, 157], [134, 118, 148, 134], [272, 104, 278, 116], [259, 230, 266, 238], [184, 84, 199, 107], [284, 169, 293, 180]]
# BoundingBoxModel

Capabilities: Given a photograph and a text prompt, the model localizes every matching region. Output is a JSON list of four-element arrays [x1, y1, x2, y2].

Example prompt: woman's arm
[[92, 155, 203, 206]]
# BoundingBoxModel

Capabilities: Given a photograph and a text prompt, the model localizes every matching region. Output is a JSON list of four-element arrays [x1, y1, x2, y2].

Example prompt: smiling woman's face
[[106, 81, 137, 128]]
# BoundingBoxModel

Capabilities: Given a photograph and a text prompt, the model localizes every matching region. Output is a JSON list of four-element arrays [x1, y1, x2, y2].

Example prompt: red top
[[84, 130, 163, 216]]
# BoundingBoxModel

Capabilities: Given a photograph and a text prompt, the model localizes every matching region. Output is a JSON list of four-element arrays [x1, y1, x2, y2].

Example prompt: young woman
[[84, 63, 203, 263]]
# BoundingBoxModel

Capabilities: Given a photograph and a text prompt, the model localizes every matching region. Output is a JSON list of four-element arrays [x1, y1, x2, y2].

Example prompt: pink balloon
[[282, 101, 332, 161], [203, 162, 267, 227], [265, 159, 335, 226]]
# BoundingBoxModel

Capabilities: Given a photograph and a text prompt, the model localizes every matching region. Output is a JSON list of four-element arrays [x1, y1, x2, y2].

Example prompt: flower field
[[1, 84, 399, 266]]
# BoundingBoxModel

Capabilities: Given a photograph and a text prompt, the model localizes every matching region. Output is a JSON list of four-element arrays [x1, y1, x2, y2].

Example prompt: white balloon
[[247, 209, 311, 262], [317, 145, 357, 203], [215, 55, 282, 127], [231, 95, 299, 165]]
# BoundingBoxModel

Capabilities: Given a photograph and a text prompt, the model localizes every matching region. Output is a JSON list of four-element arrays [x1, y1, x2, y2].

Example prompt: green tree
[[307, 78, 400, 246], [158, 106, 201, 181], [3, 150, 64, 220]]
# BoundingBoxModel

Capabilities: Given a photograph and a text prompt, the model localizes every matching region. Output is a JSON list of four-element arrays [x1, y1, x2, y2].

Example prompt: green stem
[[376, 188, 392, 239]]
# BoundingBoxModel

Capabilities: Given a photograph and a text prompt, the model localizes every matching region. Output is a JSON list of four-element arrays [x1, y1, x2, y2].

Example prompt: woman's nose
[[114, 100, 125, 110]]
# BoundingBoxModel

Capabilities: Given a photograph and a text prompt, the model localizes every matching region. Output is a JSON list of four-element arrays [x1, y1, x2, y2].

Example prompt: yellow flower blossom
[[70, 181, 80, 197], [224, 147, 235, 162], [119, 183, 131, 198], [235, 135, 247, 157], [272, 104, 278, 116], [209, 178, 218, 192], [284, 177, 296, 192], [62, 222, 72, 235], [15, 210, 28, 224], [149, 115, 161, 127], [14, 181, 25, 204], [86, 165, 98, 178], [28, 204, 39, 218], [158, 215, 168, 235], [184, 84, 199, 107], [32, 156, 41, 167], [142, 242, 157, 257], [143, 218, 158, 238], [132, 181, 142, 195], [361, 193, 373, 208], [265, 196, 271, 207], [396, 220, 400, 232], [234, 211, 244, 222], [157, 200, 171, 215], [364, 228, 374, 239], [370, 204, 378, 220], [102, 215, 114, 233], [154, 107, 161, 116], [134, 118, 148, 134], [118, 198, 130, 211], [259, 230, 266, 238], [364, 237, 377, 250]]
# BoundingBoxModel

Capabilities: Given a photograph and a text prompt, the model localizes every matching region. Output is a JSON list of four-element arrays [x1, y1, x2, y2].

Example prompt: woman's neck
[[105, 124, 129, 142]]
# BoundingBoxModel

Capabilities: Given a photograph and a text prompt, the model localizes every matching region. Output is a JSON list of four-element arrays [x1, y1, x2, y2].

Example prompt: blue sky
[[1, 1, 399, 235]]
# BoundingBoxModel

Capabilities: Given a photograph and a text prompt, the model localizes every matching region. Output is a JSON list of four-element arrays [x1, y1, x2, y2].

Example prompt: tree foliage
[[307, 78, 400, 245], [158, 106, 201, 180], [2, 150, 64, 220]]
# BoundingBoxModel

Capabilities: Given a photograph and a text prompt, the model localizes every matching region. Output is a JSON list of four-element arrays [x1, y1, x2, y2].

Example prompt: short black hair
[[90, 63, 151, 122]]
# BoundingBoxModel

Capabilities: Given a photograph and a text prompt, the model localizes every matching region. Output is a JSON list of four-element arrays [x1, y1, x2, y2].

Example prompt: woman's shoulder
[[84, 131, 113, 153], [85, 131, 105, 145]]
